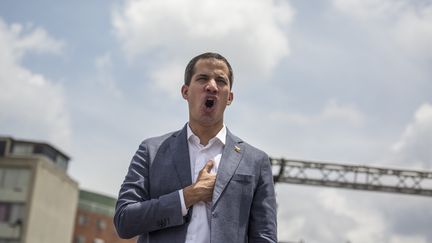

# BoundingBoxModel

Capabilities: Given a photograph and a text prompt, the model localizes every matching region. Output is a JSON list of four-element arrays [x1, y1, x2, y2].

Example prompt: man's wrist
[[183, 184, 197, 209]]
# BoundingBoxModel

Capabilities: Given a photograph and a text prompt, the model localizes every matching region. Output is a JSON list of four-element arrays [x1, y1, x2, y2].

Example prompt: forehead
[[192, 58, 230, 77]]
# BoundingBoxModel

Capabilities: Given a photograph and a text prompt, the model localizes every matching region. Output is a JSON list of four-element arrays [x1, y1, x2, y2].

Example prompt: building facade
[[72, 190, 136, 243], [0, 136, 79, 243]]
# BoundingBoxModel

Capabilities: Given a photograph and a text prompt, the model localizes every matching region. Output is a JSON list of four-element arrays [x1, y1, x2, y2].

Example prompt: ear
[[227, 92, 234, 105], [181, 85, 189, 100]]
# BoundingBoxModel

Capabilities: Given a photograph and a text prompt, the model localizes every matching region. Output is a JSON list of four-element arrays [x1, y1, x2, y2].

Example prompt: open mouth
[[204, 98, 215, 108], [205, 99, 215, 108]]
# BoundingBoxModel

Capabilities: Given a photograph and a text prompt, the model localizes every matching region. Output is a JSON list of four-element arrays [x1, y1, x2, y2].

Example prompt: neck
[[188, 121, 223, 146]]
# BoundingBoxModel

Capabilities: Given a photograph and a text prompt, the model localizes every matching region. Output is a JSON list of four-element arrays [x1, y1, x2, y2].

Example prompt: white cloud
[[281, 216, 306, 239], [390, 103, 432, 169], [332, 0, 404, 20], [319, 190, 386, 242], [332, 0, 432, 59], [95, 52, 112, 71], [269, 99, 365, 127], [390, 235, 427, 243], [95, 52, 122, 98], [112, 0, 294, 95], [2, 21, 64, 61], [0, 18, 71, 149], [321, 100, 365, 126], [393, 5, 432, 58], [150, 62, 184, 98]]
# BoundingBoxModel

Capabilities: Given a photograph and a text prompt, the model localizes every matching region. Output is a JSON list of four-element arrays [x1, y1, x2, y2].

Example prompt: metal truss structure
[[271, 158, 432, 197]]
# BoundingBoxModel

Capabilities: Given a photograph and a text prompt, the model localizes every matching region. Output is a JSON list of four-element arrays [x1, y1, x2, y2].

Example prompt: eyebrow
[[195, 74, 208, 78], [194, 73, 228, 80], [216, 75, 227, 80]]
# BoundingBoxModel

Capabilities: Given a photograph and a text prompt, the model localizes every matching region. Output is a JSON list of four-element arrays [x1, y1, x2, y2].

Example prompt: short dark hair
[[184, 52, 234, 89]]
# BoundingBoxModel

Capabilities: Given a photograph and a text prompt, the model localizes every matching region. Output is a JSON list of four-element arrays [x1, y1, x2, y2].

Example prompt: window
[[0, 203, 10, 222], [11, 143, 33, 156], [0, 168, 31, 193], [55, 155, 68, 171], [0, 202, 24, 224], [33, 144, 56, 162], [0, 140, 6, 156], [96, 219, 106, 230], [75, 235, 86, 243], [78, 214, 88, 226]]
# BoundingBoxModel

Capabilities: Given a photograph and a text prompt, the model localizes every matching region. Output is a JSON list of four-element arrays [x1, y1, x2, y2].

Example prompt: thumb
[[203, 160, 214, 173]]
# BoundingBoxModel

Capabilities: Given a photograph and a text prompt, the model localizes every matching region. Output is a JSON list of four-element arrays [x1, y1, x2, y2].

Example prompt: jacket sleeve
[[248, 153, 278, 243], [113, 142, 186, 239]]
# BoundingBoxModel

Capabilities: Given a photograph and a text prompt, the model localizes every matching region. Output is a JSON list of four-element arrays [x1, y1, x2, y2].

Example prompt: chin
[[197, 116, 220, 127]]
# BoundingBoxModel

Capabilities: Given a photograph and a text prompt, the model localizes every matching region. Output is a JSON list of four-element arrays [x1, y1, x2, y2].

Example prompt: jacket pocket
[[232, 173, 254, 183]]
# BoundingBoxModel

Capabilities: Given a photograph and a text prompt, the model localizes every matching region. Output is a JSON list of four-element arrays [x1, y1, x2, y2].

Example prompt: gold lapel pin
[[234, 146, 241, 153]]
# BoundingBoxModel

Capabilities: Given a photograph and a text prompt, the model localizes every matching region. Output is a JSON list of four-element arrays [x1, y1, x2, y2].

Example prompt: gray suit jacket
[[114, 125, 277, 243]]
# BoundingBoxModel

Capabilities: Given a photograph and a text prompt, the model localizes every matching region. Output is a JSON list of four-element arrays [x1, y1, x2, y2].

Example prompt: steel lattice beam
[[271, 158, 432, 197]]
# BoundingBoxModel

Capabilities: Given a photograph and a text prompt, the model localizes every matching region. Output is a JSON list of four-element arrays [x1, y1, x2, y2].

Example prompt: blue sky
[[1, 0, 432, 242]]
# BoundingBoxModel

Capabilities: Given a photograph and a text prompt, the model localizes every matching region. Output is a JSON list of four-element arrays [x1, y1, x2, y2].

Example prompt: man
[[114, 52, 277, 243]]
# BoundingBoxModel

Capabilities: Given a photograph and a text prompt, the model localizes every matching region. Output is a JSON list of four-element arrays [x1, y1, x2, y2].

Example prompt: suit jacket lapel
[[171, 125, 192, 188], [212, 129, 244, 208]]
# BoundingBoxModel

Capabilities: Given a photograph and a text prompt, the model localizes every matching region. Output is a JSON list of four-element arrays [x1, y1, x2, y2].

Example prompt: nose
[[205, 79, 218, 94]]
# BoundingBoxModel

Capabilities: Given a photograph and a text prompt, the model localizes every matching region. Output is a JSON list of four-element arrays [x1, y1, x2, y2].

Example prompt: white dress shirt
[[178, 124, 226, 243]]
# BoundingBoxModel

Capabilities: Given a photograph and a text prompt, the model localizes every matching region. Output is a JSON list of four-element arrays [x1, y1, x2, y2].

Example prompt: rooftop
[[0, 136, 70, 171], [78, 190, 117, 216]]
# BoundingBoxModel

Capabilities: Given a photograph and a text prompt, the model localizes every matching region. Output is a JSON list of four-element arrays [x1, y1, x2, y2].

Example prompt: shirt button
[[212, 212, 218, 218]]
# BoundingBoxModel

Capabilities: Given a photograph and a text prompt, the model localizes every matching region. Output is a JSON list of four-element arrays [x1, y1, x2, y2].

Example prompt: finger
[[203, 160, 214, 173]]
